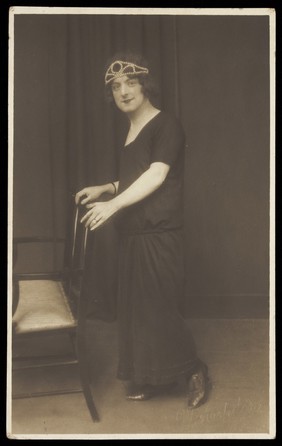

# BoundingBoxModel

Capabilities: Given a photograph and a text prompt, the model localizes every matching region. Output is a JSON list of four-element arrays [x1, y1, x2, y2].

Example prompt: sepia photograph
[[7, 7, 275, 439]]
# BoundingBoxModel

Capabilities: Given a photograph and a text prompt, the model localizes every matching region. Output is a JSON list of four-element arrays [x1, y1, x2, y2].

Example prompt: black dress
[[115, 111, 198, 386]]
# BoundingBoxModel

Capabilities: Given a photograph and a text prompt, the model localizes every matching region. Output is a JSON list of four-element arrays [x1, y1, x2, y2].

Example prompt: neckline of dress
[[123, 110, 162, 148]]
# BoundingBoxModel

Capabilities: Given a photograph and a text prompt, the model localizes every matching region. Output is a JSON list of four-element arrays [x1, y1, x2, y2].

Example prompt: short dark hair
[[104, 52, 159, 104]]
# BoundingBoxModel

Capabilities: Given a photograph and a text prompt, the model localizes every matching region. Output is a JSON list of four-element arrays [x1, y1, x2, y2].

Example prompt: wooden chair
[[12, 202, 99, 422]]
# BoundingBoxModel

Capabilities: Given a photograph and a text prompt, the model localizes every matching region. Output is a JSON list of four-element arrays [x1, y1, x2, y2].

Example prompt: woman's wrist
[[105, 182, 117, 195], [110, 182, 117, 196], [110, 194, 123, 212], [97, 183, 111, 195]]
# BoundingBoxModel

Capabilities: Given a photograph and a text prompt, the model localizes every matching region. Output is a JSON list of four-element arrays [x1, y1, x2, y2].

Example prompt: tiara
[[105, 60, 149, 85]]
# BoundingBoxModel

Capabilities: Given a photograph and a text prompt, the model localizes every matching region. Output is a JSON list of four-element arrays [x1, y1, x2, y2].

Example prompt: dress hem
[[116, 358, 199, 386]]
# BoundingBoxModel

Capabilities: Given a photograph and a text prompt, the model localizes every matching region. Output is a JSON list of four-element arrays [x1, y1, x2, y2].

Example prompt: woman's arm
[[81, 162, 170, 230], [114, 162, 169, 210], [75, 181, 119, 205]]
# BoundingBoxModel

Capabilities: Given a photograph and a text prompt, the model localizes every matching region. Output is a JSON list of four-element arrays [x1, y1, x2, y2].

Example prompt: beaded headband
[[105, 60, 149, 85]]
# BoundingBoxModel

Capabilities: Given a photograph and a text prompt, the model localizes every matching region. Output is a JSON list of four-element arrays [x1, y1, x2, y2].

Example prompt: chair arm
[[12, 238, 64, 315], [12, 277, 19, 316], [13, 272, 63, 281], [13, 237, 65, 267], [13, 236, 65, 245]]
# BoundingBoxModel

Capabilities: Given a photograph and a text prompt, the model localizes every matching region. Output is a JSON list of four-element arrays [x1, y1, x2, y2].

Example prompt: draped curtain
[[13, 14, 183, 319], [13, 14, 270, 317], [66, 15, 181, 192], [65, 15, 182, 319]]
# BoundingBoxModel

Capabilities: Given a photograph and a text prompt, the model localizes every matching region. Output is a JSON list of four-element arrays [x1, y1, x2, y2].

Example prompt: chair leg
[[77, 359, 100, 422], [76, 322, 100, 422]]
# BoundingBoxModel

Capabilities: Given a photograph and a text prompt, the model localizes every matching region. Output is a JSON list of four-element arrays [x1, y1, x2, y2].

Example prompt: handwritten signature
[[175, 397, 264, 425]]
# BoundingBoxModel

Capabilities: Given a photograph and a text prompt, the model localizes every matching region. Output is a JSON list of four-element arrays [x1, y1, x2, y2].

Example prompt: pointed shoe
[[126, 382, 176, 401], [187, 362, 209, 409]]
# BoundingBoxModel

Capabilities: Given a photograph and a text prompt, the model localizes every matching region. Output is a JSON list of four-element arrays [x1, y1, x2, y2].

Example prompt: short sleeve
[[150, 114, 185, 166]]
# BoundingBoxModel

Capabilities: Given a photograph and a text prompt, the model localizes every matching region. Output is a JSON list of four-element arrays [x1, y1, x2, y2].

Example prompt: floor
[[8, 318, 274, 439]]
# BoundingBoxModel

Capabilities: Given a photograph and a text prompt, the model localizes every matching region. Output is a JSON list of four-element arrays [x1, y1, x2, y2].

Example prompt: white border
[[7, 6, 276, 440], [10, 6, 273, 16], [268, 8, 276, 441], [6, 433, 277, 440], [7, 8, 14, 440]]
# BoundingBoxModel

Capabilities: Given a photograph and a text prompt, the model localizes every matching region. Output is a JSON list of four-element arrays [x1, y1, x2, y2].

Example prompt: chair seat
[[13, 280, 76, 334]]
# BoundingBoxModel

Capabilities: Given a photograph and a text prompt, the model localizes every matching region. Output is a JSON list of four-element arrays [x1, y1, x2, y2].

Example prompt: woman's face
[[111, 75, 147, 114]]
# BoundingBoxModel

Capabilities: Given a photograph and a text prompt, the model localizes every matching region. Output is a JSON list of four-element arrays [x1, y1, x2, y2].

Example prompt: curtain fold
[[64, 15, 180, 319], [66, 15, 180, 192], [13, 14, 269, 315]]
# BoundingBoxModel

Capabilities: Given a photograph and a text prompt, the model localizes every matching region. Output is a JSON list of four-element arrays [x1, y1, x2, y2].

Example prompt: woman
[[75, 54, 209, 408]]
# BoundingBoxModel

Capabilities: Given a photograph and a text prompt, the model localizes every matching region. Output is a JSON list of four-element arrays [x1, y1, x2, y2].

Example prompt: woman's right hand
[[75, 186, 105, 205]]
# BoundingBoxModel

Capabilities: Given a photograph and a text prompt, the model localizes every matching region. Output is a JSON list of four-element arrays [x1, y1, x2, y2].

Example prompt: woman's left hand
[[80, 200, 119, 231]]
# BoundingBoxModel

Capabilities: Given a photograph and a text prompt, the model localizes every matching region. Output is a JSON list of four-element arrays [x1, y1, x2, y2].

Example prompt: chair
[[11, 202, 100, 422]]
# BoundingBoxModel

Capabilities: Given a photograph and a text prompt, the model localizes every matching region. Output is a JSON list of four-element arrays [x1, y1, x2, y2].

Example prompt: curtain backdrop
[[13, 14, 270, 317], [66, 14, 181, 192]]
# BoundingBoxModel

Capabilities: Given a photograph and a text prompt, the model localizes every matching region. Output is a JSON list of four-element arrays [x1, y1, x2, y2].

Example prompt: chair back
[[12, 200, 88, 321], [63, 204, 89, 317]]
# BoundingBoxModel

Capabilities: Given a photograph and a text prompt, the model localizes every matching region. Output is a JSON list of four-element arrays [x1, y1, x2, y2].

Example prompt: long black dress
[[115, 111, 198, 386]]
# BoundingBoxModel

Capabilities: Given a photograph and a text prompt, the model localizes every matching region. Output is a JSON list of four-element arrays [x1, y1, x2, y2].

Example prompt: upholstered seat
[[13, 280, 76, 334]]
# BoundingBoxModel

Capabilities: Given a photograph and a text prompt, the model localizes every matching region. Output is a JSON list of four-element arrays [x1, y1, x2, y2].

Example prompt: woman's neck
[[128, 100, 159, 128]]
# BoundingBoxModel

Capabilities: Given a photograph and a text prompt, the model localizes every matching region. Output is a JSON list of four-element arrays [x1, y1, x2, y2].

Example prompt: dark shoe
[[187, 361, 209, 409], [126, 382, 176, 401]]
